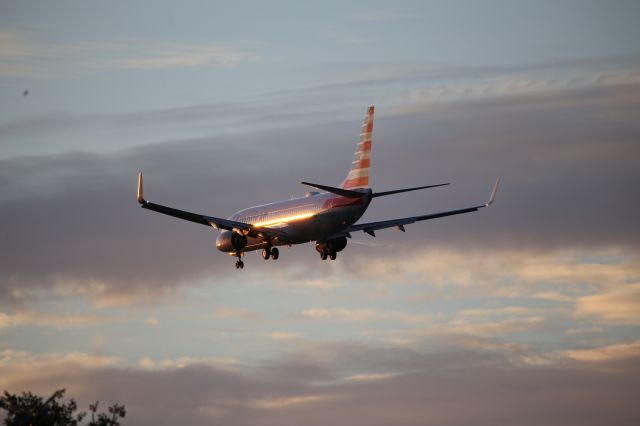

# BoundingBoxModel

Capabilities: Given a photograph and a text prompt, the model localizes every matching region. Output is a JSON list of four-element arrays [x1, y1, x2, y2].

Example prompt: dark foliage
[[0, 389, 125, 426]]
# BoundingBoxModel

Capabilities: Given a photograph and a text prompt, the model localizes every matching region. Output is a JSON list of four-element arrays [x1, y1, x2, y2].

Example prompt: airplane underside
[[229, 239, 347, 269], [225, 205, 364, 269]]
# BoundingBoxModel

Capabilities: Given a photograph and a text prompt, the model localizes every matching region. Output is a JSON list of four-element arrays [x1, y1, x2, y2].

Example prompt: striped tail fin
[[341, 106, 374, 189]]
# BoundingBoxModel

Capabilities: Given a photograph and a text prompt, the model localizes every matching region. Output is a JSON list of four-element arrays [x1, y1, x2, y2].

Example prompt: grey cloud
[[1, 81, 639, 306], [0, 95, 358, 158], [366, 82, 640, 251], [3, 343, 639, 426], [4, 54, 639, 159], [271, 54, 640, 97], [0, 31, 262, 79]]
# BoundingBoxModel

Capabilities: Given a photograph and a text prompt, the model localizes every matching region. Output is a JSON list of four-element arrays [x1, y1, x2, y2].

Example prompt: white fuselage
[[217, 190, 372, 253]]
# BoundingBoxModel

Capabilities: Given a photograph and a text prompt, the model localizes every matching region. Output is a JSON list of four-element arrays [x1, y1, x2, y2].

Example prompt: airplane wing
[[340, 178, 500, 237], [136, 173, 290, 241]]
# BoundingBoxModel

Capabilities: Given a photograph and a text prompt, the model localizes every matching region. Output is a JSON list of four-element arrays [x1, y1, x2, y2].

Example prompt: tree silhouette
[[0, 389, 125, 426]]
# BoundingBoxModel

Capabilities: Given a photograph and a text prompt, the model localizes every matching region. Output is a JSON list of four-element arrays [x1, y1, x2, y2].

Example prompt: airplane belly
[[231, 202, 369, 253], [288, 205, 366, 242], [243, 236, 270, 251]]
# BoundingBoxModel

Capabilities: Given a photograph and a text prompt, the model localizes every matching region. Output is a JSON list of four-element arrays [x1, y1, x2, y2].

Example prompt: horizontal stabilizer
[[301, 182, 367, 198], [372, 183, 449, 198]]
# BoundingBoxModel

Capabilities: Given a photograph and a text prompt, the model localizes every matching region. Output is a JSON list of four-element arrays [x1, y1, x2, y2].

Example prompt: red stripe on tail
[[340, 106, 375, 189]]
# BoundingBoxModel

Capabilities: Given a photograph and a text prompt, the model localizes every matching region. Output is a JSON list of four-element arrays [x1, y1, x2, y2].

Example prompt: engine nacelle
[[216, 230, 247, 253], [316, 236, 348, 253]]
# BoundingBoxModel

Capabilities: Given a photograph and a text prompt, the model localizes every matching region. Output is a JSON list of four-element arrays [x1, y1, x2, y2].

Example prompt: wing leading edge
[[338, 178, 500, 237], [136, 173, 289, 241]]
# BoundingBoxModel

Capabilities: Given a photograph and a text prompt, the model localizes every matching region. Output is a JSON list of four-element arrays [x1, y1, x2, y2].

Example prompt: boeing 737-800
[[136, 106, 499, 269]]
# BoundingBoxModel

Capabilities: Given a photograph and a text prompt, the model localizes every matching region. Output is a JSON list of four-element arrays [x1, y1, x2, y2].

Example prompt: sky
[[1, 1, 640, 424]]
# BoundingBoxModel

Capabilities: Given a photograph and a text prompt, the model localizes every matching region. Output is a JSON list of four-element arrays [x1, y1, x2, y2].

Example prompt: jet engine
[[328, 236, 348, 252], [316, 236, 348, 253], [216, 230, 247, 252]]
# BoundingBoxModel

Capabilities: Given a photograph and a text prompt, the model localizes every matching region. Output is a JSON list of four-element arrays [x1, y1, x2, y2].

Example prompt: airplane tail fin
[[340, 106, 374, 189]]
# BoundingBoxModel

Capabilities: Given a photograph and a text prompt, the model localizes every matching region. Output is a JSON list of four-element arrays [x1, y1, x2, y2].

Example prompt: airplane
[[136, 106, 499, 269]]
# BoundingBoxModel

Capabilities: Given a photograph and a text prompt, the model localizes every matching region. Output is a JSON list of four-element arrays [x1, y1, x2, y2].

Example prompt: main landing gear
[[261, 247, 279, 260], [318, 247, 337, 261], [316, 238, 346, 261], [315, 237, 346, 262]]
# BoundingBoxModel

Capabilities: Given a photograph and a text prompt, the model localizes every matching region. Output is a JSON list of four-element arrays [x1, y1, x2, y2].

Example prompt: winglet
[[137, 172, 146, 204], [486, 177, 500, 206]]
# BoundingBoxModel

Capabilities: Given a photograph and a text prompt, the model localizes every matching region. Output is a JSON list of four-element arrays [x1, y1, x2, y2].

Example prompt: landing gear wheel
[[235, 252, 244, 269], [329, 251, 337, 260], [262, 247, 271, 260], [271, 247, 279, 260], [320, 249, 328, 260]]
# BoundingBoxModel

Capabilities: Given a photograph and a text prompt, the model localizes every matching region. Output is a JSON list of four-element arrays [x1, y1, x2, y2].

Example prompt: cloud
[[575, 284, 640, 325], [343, 249, 640, 301], [266, 332, 304, 341], [1, 75, 639, 308], [385, 69, 640, 116], [145, 316, 160, 326], [0, 311, 107, 329], [213, 307, 259, 320], [343, 372, 398, 382], [458, 306, 538, 317], [278, 54, 640, 102], [0, 350, 120, 391], [0, 350, 120, 370], [245, 395, 332, 410], [561, 341, 640, 363], [435, 316, 547, 337], [3, 54, 639, 159], [0, 31, 262, 78], [531, 291, 574, 302], [136, 355, 239, 370], [294, 308, 431, 324], [2, 343, 640, 426], [564, 327, 604, 336]]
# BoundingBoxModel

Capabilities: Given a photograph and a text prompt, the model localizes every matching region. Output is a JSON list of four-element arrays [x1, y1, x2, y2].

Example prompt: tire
[[329, 252, 337, 260], [262, 248, 271, 260], [320, 250, 328, 260], [271, 247, 279, 260]]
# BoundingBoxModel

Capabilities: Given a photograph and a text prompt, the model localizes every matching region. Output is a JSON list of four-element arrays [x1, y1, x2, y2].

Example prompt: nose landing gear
[[234, 252, 244, 269]]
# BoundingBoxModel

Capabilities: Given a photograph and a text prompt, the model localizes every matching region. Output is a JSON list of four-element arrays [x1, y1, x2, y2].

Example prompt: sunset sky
[[1, 1, 640, 424]]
